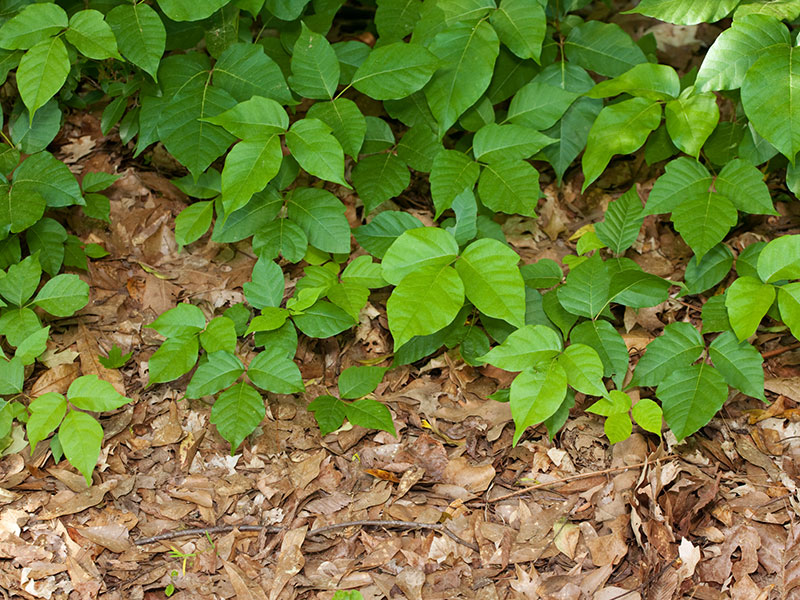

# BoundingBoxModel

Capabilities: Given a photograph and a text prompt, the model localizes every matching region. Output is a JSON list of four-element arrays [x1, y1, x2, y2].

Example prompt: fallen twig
[[135, 519, 479, 552], [761, 342, 800, 359]]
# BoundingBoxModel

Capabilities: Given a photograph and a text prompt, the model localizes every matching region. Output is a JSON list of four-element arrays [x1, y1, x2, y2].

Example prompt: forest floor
[[4, 22, 800, 600]]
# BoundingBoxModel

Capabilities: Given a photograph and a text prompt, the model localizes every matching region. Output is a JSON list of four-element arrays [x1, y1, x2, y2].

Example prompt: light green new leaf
[[33, 274, 89, 317], [17, 37, 70, 120], [292, 300, 357, 338], [327, 281, 370, 320], [430, 150, 480, 217], [286, 187, 350, 254], [479, 324, 562, 371], [671, 191, 737, 260], [157, 0, 230, 21], [245, 308, 289, 335], [587, 389, 631, 416], [59, 411, 103, 485], [510, 361, 568, 445], [779, 283, 800, 341], [626, 0, 739, 24], [757, 235, 800, 283], [67, 375, 130, 412], [665, 91, 719, 157], [557, 254, 611, 319], [709, 330, 765, 400], [352, 153, 410, 214], [307, 99, 366, 159], [27, 392, 66, 453], [604, 412, 633, 443], [106, 3, 165, 80], [307, 395, 346, 435], [342, 255, 386, 288], [489, 0, 545, 61], [0, 3, 67, 50], [716, 159, 777, 215], [734, 1, 800, 19], [657, 363, 728, 440], [564, 21, 646, 77], [632, 398, 663, 436], [221, 135, 282, 215], [353, 42, 439, 100], [186, 351, 244, 398], [684, 243, 733, 295], [595, 187, 644, 254], [582, 97, 661, 190], [381, 226, 458, 285], [147, 303, 206, 338], [203, 96, 288, 138], [253, 218, 308, 263], [473, 123, 555, 162], [199, 316, 237, 354], [339, 366, 388, 399], [289, 23, 339, 99], [387, 264, 464, 348], [456, 238, 525, 327], [741, 44, 800, 161], [0, 254, 40, 306], [424, 21, 499, 136], [0, 356, 24, 394], [210, 383, 265, 453], [344, 398, 396, 435], [696, 14, 789, 91], [725, 276, 776, 340], [644, 157, 712, 215], [15, 326, 49, 365], [213, 43, 292, 104], [175, 201, 213, 248], [353, 211, 423, 259], [631, 321, 705, 387], [66, 10, 121, 60], [148, 335, 199, 384], [558, 343, 606, 396], [285, 119, 348, 187], [477, 159, 540, 217], [248, 347, 304, 394], [587, 63, 680, 101]]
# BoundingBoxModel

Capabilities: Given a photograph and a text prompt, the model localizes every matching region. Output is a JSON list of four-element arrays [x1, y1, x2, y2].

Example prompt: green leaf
[[220, 135, 282, 215], [213, 43, 292, 104], [286, 187, 350, 254], [157, 0, 230, 21], [14, 326, 48, 365], [0, 308, 40, 348], [289, 23, 339, 99], [344, 398, 396, 435], [702, 294, 732, 333], [644, 157, 712, 215], [542, 290, 577, 339], [376, 0, 422, 41], [65, 10, 120, 60], [510, 361, 568, 445], [33, 274, 89, 317], [352, 42, 438, 100], [292, 300, 357, 337], [199, 316, 237, 354], [186, 351, 244, 398], [306, 99, 366, 159], [587, 389, 631, 416], [59, 411, 103, 485], [253, 219, 308, 263], [473, 123, 555, 162], [557, 343, 606, 396], [362, 116, 397, 153], [582, 97, 661, 190], [709, 330, 765, 400], [672, 191, 737, 261], [342, 255, 387, 288], [490, 0, 545, 61], [741, 44, 800, 161], [430, 150, 480, 217], [595, 187, 644, 254], [631, 322, 705, 387], [327, 281, 369, 321], [17, 37, 70, 120], [456, 238, 525, 328], [67, 375, 130, 412], [13, 151, 82, 208], [717, 159, 776, 216], [520, 259, 562, 289], [81, 172, 120, 194], [387, 264, 464, 349], [0, 356, 23, 394], [248, 347, 304, 394], [657, 363, 728, 440], [307, 395, 346, 435], [159, 87, 237, 180], [604, 412, 633, 443], [507, 66, 588, 131], [147, 303, 206, 338], [543, 389, 574, 440], [98, 345, 133, 369], [26, 217, 66, 276], [542, 97, 602, 183], [244, 258, 285, 309], [353, 211, 423, 259], [27, 392, 66, 453], [696, 14, 789, 92], [0, 254, 39, 306], [557, 254, 611, 319], [665, 91, 720, 157], [9, 99, 59, 155], [285, 119, 348, 187], [734, 1, 800, 19], [210, 383, 265, 453], [631, 398, 663, 436], [381, 226, 458, 285], [609, 269, 671, 308], [203, 96, 288, 138], [213, 188, 283, 244], [397, 124, 441, 172], [424, 21, 499, 136], [684, 243, 733, 294], [339, 366, 388, 399], [587, 63, 680, 101], [148, 335, 199, 384], [245, 308, 289, 335], [725, 275, 776, 340], [479, 324, 562, 371], [0, 4, 67, 50], [477, 159, 540, 217], [564, 21, 646, 77], [175, 201, 213, 248], [352, 153, 410, 214], [106, 4, 165, 80], [757, 235, 800, 283], [779, 283, 800, 341], [626, 0, 739, 24]]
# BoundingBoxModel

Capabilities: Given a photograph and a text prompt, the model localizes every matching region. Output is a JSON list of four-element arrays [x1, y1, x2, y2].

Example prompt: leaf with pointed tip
[[220, 135, 283, 215], [430, 150, 480, 217], [595, 187, 643, 254], [106, 4, 165, 80], [587, 63, 680, 101], [352, 153, 410, 214], [473, 123, 555, 162], [665, 92, 719, 157], [510, 361, 567, 445], [306, 98, 366, 159], [214, 43, 292, 104], [0, 3, 67, 50], [477, 159, 540, 217], [490, 0, 545, 61], [725, 276, 776, 341], [203, 96, 288, 138], [344, 398, 396, 435], [59, 411, 103, 485], [289, 23, 339, 99], [557, 254, 611, 319], [381, 226, 458, 285], [186, 351, 244, 398], [353, 42, 438, 100], [758, 235, 800, 283], [709, 331, 765, 400], [657, 363, 728, 440], [672, 191, 737, 261], [631, 321, 704, 387], [564, 21, 646, 77], [17, 37, 70, 120], [248, 347, 304, 394], [285, 119, 348, 187], [286, 187, 351, 254], [479, 324, 562, 371], [626, 0, 739, 25], [210, 383, 265, 453]]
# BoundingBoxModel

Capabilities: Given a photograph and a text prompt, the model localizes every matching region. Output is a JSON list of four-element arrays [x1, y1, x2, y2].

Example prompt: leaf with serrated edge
[[709, 331, 765, 400], [631, 322, 704, 387]]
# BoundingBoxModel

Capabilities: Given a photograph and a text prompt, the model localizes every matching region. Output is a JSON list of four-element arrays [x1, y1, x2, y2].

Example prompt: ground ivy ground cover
[[0, 0, 797, 480]]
